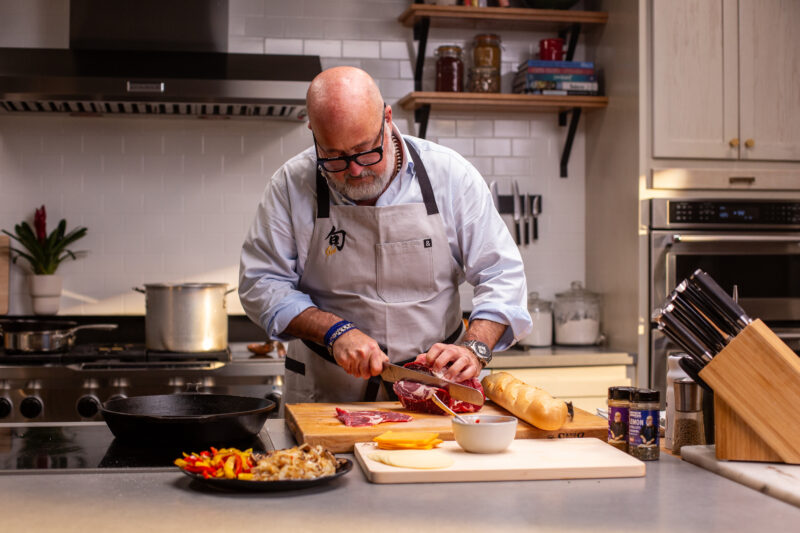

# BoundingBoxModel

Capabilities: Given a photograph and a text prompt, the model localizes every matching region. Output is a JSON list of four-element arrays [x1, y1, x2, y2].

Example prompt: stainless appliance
[[649, 198, 800, 401], [0, 0, 321, 119], [0, 341, 283, 424]]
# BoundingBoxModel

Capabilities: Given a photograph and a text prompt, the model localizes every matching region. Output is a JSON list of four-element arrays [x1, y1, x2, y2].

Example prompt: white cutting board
[[681, 445, 800, 508], [354, 438, 645, 484]]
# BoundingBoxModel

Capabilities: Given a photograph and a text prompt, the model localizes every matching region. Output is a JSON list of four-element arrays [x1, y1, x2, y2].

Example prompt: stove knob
[[20, 396, 43, 419], [76, 395, 102, 419], [0, 397, 12, 419]]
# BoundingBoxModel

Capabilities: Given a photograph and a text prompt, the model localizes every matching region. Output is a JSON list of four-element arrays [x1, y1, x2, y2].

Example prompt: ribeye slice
[[335, 407, 413, 427], [392, 362, 484, 415]]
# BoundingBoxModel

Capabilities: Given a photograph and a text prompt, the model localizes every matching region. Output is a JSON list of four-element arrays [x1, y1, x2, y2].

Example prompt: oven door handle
[[775, 332, 800, 340], [671, 234, 800, 244]]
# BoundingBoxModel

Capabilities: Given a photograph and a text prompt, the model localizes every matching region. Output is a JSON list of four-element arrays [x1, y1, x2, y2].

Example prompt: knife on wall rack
[[512, 180, 521, 245]]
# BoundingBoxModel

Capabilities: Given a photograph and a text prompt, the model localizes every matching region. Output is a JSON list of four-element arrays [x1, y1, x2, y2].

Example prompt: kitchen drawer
[[652, 168, 800, 191]]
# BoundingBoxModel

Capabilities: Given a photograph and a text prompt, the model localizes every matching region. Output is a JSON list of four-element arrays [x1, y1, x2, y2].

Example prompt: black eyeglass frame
[[313, 104, 387, 173]]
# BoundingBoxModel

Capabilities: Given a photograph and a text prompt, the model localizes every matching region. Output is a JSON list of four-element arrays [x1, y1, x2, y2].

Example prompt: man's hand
[[415, 343, 481, 383], [332, 329, 389, 379]]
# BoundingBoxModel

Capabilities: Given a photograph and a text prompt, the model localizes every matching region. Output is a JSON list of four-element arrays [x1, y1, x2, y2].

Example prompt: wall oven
[[649, 198, 800, 400]]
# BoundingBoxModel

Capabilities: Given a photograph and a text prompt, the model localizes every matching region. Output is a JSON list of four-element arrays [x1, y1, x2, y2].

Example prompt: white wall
[[0, 0, 587, 316]]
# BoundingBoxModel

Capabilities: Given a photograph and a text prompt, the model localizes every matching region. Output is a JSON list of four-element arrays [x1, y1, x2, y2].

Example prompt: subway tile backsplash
[[0, 0, 587, 317]]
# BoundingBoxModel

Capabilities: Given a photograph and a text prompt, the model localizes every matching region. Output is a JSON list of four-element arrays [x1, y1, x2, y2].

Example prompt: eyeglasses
[[314, 104, 386, 173]]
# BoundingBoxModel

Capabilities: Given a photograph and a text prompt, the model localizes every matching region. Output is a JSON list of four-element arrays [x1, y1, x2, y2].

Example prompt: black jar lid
[[631, 388, 660, 403], [608, 386, 634, 401]]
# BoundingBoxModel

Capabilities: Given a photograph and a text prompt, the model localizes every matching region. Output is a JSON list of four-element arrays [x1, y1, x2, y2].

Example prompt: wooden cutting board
[[0, 235, 9, 315], [285, 401, 607, 453], [354, 438, 645, 483]]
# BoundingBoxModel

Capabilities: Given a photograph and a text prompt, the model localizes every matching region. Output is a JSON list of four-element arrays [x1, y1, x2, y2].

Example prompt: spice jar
[[467, 67, 501, 93], [607, 386, 633, 453], [664, 355, 689, 451], [671, 378, 705, 455], [521, 292, 552, 347], [629, 388, 660, 460], [435, 45, 464, 92], [472, 34, 502, 70], [553, 281, 601, 345]]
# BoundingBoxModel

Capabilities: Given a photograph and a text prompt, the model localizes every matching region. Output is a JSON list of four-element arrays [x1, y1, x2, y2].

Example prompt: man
[[239, 66, 531, 404], [609, 410, 627, 444]]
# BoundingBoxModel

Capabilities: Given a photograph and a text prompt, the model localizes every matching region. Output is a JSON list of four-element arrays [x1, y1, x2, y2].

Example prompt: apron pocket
[[376, 238, 435, 303]]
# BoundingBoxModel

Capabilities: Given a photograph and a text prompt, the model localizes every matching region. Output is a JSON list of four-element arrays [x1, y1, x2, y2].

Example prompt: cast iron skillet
[[100, 393, 275, 447]]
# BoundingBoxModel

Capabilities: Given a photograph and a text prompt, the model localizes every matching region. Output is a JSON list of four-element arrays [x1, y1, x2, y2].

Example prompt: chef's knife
[[380, 362, 485, 406], [532, 195, 541, 241], [512, 181, 521, 245], [523, 193, 531, 245], [489, 180, 499, 212], [668, 292, 731, 354], [689, 269, 753, 329]]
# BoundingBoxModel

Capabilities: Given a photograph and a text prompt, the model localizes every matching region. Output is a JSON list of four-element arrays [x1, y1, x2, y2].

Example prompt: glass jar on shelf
[[553, 281, 601, 345], [467, 67, 501, 93], [472, 33, 502, 70], [435, 45, 464, 92]]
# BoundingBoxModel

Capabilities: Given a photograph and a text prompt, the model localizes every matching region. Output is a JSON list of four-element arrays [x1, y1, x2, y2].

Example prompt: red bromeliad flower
[[34, 205, 47, 243]]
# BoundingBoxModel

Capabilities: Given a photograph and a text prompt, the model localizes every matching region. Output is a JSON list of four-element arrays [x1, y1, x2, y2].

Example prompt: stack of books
[[512, 60, 600, 96]]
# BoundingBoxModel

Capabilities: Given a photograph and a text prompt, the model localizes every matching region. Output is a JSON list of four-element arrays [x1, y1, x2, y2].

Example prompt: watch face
[[467, 341, 489, 358]]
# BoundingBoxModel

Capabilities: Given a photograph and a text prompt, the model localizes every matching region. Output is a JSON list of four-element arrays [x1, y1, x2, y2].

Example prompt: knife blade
[[380, 362, 485, 406], [512, 181, 521, 245], [489, 180, 499, 212], [523, 193, 531, 245]]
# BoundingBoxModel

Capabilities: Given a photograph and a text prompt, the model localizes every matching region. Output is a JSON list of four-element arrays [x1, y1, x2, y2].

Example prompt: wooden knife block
[[698, 319, 800, 464]]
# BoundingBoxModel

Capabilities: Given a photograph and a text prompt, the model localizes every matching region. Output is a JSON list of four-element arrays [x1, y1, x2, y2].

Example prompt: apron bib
[[284, 141, 463, 404]]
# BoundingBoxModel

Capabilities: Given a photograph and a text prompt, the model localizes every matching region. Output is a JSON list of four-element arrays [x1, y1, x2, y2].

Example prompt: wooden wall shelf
[[397, 92, 609, 114], [398, 5, 608, 32]]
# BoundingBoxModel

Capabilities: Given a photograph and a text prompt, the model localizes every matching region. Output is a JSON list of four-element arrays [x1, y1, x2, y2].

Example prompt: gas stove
[[0, 342, 284, 424]]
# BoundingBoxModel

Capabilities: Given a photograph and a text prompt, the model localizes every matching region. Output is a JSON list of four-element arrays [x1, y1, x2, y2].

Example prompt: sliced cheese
[[377, 439, 443, 450], [369, 450, 454, 470], [373, 431, 440, 447]]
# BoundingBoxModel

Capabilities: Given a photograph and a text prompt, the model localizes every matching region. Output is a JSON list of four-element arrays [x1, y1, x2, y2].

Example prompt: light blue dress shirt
[[239, 124, 532, 351]]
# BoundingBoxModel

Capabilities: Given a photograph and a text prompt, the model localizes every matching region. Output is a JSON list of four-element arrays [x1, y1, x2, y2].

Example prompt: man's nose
[[348, 159, 364, 176]]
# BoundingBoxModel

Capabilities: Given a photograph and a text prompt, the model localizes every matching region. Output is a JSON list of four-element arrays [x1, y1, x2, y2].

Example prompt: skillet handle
[[68, 324, 120, 334]]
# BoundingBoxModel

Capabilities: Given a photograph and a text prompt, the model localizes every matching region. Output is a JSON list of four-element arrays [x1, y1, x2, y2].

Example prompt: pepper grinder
[[672, 378, 705, 455]]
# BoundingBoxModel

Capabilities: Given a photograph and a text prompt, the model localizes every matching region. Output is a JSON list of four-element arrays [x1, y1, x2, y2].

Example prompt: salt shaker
[[521, 292, 552, 346], [672, 378, 705, 455]]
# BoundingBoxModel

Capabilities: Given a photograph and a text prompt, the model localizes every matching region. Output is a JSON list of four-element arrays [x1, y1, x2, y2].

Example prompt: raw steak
[[335, 407, 413, 427], [392, 362, 484, 415]]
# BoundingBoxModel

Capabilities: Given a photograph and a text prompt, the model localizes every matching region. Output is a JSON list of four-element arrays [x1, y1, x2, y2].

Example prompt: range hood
[[0, 0, 322, 120]]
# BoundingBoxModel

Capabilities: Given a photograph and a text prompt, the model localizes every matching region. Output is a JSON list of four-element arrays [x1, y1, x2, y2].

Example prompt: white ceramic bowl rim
[[453, 414, 517, 425]]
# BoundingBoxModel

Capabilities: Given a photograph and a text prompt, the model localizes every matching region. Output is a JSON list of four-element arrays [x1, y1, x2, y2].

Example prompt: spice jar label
[[628, 408, 659, 460], [607, 405, 629, 448]]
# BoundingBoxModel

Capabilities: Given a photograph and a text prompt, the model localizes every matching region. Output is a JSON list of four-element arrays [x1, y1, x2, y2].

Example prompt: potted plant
[[2, 205, 88, 315]]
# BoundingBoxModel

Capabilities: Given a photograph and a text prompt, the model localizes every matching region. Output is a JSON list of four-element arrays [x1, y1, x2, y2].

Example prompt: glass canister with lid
[[435, 45, 464, 92], [472, 33, 502, 70], [521, 292, 552, 347], [553, 281, 601, 345]]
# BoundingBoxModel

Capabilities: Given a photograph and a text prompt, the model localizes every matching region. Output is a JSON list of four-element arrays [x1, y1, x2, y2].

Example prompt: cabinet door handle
[[745, 138, 755, 148], [729, 138, 740, 147], [729, 176, 756, 185]]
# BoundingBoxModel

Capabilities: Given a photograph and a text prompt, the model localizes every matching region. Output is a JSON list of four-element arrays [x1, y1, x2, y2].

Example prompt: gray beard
[[322, 140, 396, 202]]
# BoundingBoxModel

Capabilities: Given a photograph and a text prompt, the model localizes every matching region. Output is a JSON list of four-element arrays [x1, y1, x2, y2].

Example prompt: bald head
[[307, 67, 385, 140]]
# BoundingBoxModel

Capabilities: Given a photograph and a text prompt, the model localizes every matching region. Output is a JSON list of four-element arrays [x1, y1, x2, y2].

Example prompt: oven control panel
[[652, 199, 800, 229], [669, 200, 800, 225]]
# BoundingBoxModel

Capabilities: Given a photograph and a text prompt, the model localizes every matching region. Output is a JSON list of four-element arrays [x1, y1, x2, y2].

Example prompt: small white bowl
[[452, 414, 518, 453]]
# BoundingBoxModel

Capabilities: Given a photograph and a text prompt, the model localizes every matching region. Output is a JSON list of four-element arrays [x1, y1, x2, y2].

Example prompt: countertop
[[491, 345, 634, 368], [0, 420, 797, 533]]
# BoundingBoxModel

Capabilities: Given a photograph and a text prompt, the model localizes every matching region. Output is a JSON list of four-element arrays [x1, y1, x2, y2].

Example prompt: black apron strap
[[315, 167, 330, 219], [404, 140, 439, 216]]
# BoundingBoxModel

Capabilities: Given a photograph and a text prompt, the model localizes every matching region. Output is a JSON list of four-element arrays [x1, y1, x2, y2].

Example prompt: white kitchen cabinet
[[652, 0, 800, 161]]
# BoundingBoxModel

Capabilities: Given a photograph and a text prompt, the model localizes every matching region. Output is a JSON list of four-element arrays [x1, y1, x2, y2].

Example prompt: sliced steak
[[335, 407, 413, 427], [392, 362, 484, 415]]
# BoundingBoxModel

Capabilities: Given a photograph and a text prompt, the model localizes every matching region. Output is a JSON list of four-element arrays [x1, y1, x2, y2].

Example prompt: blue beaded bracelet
[[324, 320, 356, 354]]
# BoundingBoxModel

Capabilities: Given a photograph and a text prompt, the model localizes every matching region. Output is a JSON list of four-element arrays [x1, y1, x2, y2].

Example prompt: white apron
[[284, 141, 464, 404]]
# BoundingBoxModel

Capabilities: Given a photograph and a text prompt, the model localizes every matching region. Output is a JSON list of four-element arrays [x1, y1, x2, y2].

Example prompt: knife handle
[[533, 218, 538, 240], [524, 220, 529, 245], [515, 223, 521, 245]]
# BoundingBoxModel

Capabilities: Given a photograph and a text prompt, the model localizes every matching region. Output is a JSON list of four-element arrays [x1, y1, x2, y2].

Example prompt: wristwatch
[[462, 340, 492, 368]]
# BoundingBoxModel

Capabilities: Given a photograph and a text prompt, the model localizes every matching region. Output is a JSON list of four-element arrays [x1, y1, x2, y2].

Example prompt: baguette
[[481, 372, 568, 431]]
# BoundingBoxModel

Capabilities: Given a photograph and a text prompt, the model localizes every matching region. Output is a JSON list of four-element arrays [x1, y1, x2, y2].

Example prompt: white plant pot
[[30, 274, 62, 315]]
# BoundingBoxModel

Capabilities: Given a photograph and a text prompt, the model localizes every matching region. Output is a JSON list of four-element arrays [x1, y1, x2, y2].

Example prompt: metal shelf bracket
[[412, 11, 431, 138], [559, 107, 581, 178]]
